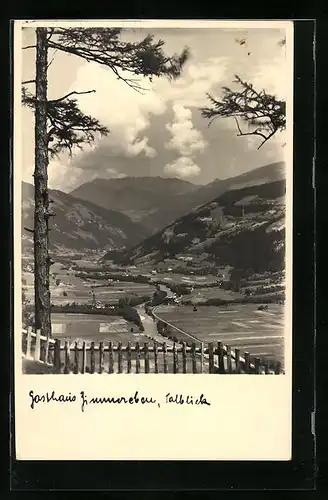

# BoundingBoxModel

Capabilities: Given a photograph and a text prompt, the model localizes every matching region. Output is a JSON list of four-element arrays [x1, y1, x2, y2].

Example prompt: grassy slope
[[22, 182, 150, 252], [118, 179, 286, 275]]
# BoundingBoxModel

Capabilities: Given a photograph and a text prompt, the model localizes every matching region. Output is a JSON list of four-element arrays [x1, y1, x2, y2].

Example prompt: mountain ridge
[[69, 162, 286, 234], [21, 181, 150, 254], [70, 176, 198, 222]]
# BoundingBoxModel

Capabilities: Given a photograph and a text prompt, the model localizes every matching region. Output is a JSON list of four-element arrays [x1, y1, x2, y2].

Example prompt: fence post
[[99, 342, 104, 374], [154, 341, 158, 374], [118, 342, 123, 374], [73, 342, 79, 374], [254, 357, 261, 374], [200, 342, 204, 374], [244, 352, 251, 374], [182, 342, 187, 374], [274, 361, 282, 374], [90, 342, 95, 374], [191, 343, 197, 374], [235, 348, 241, 374], [176, 343, 180, 373], [43, 335, 50, 363], [108, 342, 114, 374], [127, 342, 132, 374], [226, 345, 232, 373], [173, 343, 178, 374], [64, 341, 70, 374], [26, 326, 32, 359], [163, 342, 168, 374], [264, 361, 269, 375], [81, 342, 86, 374], [217, 342, 225, 374], [54, 339, 61, 373], [135, 342, 140, 374], [208, 342, 214, 374], [35, 329, 41, 362], [144, 342, 149, 374]]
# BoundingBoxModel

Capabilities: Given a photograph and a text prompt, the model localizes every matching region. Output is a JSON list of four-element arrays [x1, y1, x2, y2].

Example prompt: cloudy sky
[[21, 23, 291, 192]]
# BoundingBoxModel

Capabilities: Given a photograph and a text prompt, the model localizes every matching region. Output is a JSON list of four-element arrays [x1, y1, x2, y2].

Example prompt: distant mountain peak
[[82, 175, 196, 185], [68, 176, 199, 228], [67, 161, 286, 235]]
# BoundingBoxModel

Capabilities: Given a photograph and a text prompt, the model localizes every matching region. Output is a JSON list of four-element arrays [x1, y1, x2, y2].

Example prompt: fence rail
[[22, 327, 283, 375]]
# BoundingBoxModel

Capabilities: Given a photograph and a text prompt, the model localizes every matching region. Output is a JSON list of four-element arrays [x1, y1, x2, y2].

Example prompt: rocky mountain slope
[[21, 182, 150, 254], [115, 179, 286, 275], [70, 162, 285, 234]]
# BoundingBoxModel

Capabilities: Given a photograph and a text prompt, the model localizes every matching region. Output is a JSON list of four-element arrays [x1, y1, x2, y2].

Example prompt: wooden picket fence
[[22, 327, 283, 375]]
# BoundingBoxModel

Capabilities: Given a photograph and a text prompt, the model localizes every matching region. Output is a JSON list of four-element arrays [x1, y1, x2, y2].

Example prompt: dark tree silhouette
[[22, 26, 190, 337], [201, 75, 286, 149], [22, 87, 108, 157]]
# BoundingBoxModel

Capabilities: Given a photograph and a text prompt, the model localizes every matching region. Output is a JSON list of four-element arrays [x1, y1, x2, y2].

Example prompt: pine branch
[[46, 28, 55, 41], [22, 80, 35, 85], [201, 74, 286, 148], [234, 117, 244, 136], [21, 86, 36, 109], [48, 89, 96, 104], [257, 130, 277, 149], [22, 85, 109, 156], [46, 28, 190, 93], [234, 118, 268, 139], [47, 48, 58, 68], [47, 256, 55, 266], [46, 96, 109, 157], [23, 28, 189, 157], [44, 210, 56, 218]]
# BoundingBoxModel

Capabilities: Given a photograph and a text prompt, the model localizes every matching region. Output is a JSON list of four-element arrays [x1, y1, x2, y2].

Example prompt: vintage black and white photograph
[[18, 21, 292, 376]]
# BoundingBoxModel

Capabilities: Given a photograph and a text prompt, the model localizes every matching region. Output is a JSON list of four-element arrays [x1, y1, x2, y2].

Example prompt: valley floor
[[22, 259, 286, 370]]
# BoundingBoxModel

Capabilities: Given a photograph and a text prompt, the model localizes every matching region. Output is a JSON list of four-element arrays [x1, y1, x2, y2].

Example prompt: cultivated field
[[107, 267, 222, 286], [89, 280, 156, 297], [51, 312, 145, 344], [154, 303, 285, 366], [23, 265, 156, 306], [152, 273, 220, 286], [182, 286, 242, 303]]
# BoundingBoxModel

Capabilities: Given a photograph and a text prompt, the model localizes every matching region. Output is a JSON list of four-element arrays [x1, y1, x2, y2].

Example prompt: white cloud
[[164, 157, 201, 179], [188, 57, 229, 81], [23, 50, 286, 192], [46, 159, 128, 193], [171, 104, 192, 121], [154, 56, 229, 108], [61, 57, 227, 189], [165, 104, 208, 156], [69, 62, 165, 161], [105, 168, 127, 179], [126, 136, 156, 158], [163, 103, 208, 180], [22, 28, 290, 192], [47, 159, 83, 192], [251, 55, 287, 100], [70, 56, 229, 160]]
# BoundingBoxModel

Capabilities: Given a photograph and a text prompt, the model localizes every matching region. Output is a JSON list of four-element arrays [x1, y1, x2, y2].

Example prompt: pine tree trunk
[[34, 28, 51, 337]]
